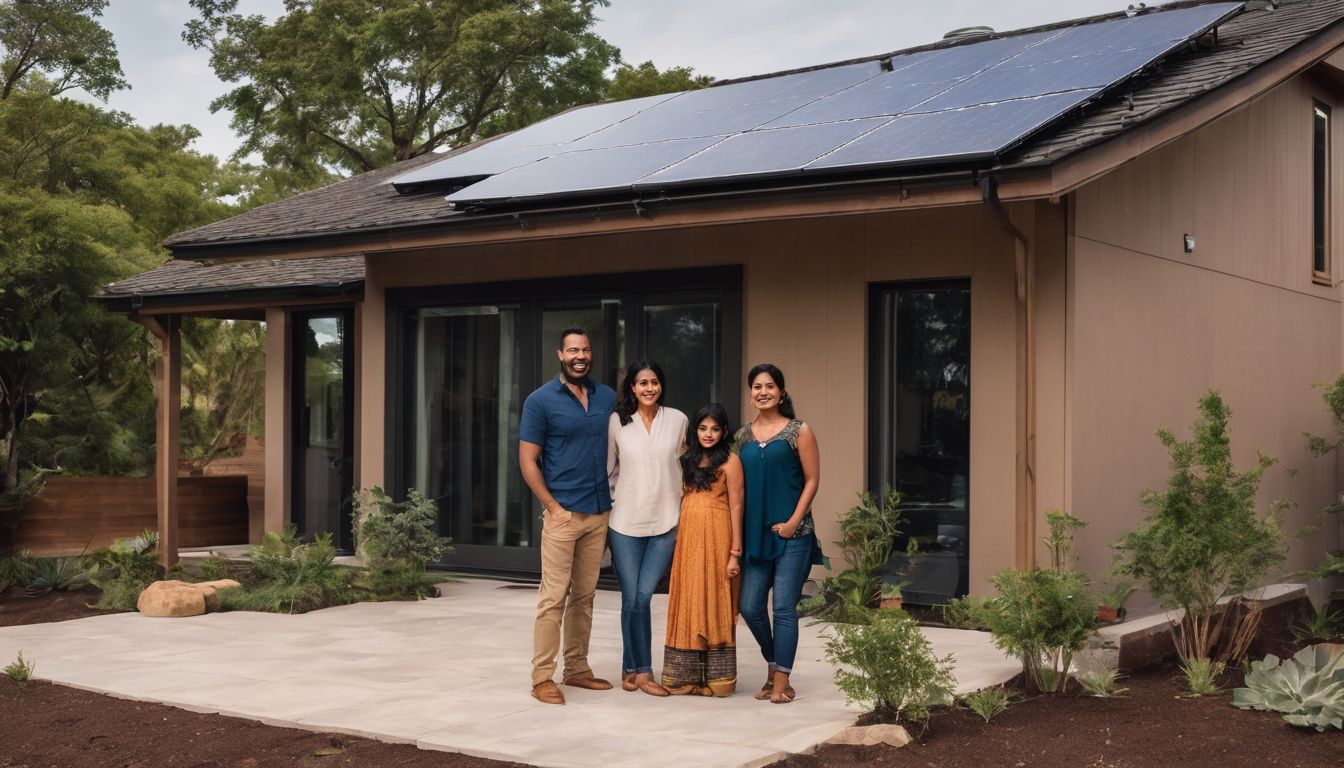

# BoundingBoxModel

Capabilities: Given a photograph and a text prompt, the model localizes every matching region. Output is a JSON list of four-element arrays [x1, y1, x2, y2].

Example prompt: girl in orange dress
[[661, 403, 744, 696]]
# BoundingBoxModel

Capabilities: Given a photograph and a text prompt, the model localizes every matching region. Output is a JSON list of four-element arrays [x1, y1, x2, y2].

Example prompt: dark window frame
[[1313, 100, 1331, 284], [866, 278, 972, 603]]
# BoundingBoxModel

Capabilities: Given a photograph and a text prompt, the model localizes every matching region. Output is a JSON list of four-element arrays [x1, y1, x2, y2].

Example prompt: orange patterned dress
[[661, 468, 739, 696]]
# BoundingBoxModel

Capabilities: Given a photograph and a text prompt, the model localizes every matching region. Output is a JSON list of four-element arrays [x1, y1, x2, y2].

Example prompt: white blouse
[[607, 407, 688, 537]]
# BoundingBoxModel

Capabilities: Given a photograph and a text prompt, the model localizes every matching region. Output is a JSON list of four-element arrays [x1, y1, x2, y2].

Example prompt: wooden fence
[[12, 475, 249, 556]]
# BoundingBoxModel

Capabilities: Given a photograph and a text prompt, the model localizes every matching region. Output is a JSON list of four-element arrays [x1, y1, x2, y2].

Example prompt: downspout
[[982, 176, 1037, 570]]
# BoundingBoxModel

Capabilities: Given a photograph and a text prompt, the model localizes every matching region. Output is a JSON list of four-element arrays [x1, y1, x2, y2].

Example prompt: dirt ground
[[0, 588, 1340, 768]]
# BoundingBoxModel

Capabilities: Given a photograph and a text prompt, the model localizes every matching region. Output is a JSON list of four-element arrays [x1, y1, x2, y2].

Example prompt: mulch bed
[[776, 663, 1343, 768], [1, 589, 1340, 767]]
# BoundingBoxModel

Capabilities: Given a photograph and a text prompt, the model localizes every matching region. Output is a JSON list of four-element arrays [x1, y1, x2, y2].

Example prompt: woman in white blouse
[[607, 360, 688, 697]]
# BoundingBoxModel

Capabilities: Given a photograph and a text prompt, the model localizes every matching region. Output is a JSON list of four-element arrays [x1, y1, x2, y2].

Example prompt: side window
[[1313, 101, 1330, 283]]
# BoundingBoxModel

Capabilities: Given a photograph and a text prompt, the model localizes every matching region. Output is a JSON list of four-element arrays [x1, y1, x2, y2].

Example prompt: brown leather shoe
[[531, 680, 565, 705], [621, 673, 638, 692], [562, 675, 614, 691], [637, 679, 670, 697]]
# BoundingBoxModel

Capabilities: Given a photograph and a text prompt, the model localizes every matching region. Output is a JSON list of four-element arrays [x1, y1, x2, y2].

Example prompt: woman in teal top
[[733, 363, 820, 704]]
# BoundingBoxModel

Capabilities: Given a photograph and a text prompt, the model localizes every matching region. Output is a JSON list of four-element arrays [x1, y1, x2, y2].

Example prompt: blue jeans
[[608, 527, 678, 675], [739, 533, 815, 674]]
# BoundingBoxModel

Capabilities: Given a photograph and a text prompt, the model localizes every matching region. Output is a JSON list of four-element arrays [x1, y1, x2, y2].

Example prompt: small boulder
[[137, 579, 242, 618], [824, 724, 912, 748]]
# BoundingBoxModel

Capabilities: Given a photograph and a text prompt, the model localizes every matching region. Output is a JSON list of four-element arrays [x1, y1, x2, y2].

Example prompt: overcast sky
[[92, 0, 1126, 162]]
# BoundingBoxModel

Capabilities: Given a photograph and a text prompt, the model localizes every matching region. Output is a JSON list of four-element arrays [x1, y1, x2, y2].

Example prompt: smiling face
[[630, 368, 662, 409], [557, 332, 592, 383], [749, 371, 784, 413], [696, 416, 724, 449]]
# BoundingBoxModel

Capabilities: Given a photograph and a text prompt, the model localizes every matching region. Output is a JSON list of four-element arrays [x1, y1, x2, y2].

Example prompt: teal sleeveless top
[[733, 419, 815, 564]]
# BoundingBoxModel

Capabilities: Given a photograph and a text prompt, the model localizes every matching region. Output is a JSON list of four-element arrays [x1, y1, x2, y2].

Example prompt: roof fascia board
[[1048, 16, 1344, 196], [169, 169, 1054, 259], [100, 287, 363, 316]]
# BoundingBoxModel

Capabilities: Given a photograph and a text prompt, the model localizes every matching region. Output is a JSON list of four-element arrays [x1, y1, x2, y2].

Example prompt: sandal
[[754, 681, 774, 700], [621, 673, 638, 692], [666, 684, 698, 696], [637, 679, 670, 697], [770, 686, 796, 704]]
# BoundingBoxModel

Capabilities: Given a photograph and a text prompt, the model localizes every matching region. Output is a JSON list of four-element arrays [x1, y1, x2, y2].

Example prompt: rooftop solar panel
[[401, 2, 1244, 206], [636, 118, 892, 188], [805, 90, 1099, 172], [444, 137, 722, 204]]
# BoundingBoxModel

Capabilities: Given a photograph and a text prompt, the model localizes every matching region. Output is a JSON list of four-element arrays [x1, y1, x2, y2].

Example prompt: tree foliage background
[[0, 0, 710, 494]]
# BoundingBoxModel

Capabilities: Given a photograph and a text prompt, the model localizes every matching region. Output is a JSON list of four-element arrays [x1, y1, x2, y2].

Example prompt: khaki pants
[[532, 509, 609, 686]]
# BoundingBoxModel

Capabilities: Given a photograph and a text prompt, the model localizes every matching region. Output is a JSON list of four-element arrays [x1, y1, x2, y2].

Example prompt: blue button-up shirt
[[519, 374, 616, 514]]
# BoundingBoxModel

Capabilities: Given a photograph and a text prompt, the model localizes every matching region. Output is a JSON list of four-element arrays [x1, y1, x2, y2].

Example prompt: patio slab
[[0, 578, 1018, 768]]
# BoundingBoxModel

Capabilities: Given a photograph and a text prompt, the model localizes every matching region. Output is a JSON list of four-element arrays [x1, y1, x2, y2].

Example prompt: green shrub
[[940, 595, 992, 630], [808, 487, 911, 623], [1181, 657, 1224, 697], [825, 608, 956, 725], [1077, 668, 1127, 697], [353, 487, 451, 600], [960, 687, 1010, 722], [1304, 374, 1344, 597], [25, 557, 96, 597], [1291, 601, 1344, 644], [1233, 644, 1344, 731], [223, 528, 355, 613], [89, 530, 161, 611], [984, 510, 1095, 694], [0, 552, 34, 593], [198, 556, 232, 582], [1114, 391, 1286, 664], [3, 651, 33, 685]]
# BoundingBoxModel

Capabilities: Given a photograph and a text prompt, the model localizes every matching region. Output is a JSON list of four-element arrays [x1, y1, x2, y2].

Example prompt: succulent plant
[[1232, 643, 1344, 731]]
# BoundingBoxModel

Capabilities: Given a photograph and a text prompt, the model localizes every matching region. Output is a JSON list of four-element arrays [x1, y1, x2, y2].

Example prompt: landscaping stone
[[136, 579, 241, 618], [824, 724, 911, 748]]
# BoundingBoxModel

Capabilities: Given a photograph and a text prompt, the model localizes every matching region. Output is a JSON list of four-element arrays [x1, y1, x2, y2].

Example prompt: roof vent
[[943, 26, 994, 41]]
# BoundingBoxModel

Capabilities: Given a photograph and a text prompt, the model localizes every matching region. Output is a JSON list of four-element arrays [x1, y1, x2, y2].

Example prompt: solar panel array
[[390, 3, 1241, 206]]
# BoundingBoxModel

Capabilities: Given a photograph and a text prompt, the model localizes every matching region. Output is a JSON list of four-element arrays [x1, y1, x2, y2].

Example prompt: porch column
[[147, 314, 181, 569], [263, 308, 289, 537]]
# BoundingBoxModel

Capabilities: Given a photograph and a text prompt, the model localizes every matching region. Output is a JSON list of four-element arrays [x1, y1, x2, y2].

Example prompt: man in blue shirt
[[520, 328, 617, 705]]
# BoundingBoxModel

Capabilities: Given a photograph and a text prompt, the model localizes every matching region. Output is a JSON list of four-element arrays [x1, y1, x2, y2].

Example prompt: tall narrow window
[[869, 281, 971, 604], [1313, 101, 1330, 281]]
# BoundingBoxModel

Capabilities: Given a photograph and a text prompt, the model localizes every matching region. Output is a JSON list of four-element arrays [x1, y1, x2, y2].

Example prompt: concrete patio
[[0, 578, 1018, 768]]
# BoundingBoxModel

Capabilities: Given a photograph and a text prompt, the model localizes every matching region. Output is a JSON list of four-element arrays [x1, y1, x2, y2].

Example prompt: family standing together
[[519, 328, 821, 706]]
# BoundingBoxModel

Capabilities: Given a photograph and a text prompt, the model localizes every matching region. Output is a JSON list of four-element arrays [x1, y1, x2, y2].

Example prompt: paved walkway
[[0, 579, 1018, 768]]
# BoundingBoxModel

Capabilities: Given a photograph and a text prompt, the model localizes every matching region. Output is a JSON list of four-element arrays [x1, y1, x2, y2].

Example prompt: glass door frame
[[384, 266, 742, 575], [866, 279, 972, 603], [290, 306, 357, 552]]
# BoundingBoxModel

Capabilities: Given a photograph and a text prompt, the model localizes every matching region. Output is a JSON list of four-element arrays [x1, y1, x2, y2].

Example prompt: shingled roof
[[162, 0, 1344, 254], [98, 254, 364, 312]]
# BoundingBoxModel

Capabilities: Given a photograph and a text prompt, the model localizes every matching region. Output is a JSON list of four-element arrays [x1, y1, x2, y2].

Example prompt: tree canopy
[[184, 0, 624, 175], [0, 0, 127, 100]]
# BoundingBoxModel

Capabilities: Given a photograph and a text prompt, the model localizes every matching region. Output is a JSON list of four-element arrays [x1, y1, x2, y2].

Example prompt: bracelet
[[729, 549, 742, 557]]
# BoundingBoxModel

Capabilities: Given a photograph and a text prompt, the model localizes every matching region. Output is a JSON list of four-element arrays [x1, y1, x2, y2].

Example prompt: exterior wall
[[357, 202, 1067, 592], [1070, 73, 1343, 605]]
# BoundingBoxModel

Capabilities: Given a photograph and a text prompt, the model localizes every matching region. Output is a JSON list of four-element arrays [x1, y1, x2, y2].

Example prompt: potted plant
[[1097, 580, 1136, 623], [878, 582, 904, 610]]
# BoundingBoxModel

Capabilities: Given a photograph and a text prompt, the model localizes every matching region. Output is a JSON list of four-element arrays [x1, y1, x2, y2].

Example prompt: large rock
[[137, 579, 242, 618], [824, 724, 912, 748]]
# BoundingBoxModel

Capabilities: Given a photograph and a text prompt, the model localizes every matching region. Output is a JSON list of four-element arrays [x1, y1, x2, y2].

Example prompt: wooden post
[[142, 315, 181, 569]]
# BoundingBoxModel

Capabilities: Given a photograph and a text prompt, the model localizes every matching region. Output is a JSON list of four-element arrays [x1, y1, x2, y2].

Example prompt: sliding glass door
[[292, 309, 355, 551], [390, 269, 740, 573]]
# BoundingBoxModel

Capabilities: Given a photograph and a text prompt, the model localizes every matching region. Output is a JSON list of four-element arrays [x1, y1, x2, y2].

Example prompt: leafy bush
[[1233, 644, 1344, 731], [1114, 391, 1286, 663], [984, 510, 1095, 694], [960, 687, 1010, 722], [89, 530, 161, 611], [0, 552, 34, 593], [353, 487, 452, 600], [25, 557, 96, 597], [1304, 374, 1344, 595], [808, 487, 911, 623], [940, 595, 992, 630], [1077, 668, 1127, 697], [1291, 602, 1343, 644], [222, 528, 355, 614], [825, 608, 956, 725], [3, 651, 33, 685], [1181, 657, 1224, 697]]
